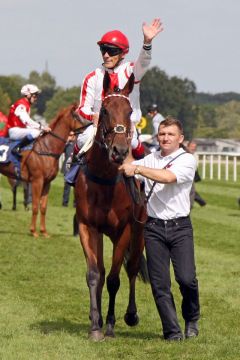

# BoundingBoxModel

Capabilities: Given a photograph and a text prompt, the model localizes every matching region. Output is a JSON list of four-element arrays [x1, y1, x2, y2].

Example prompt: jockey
[[74, 18, 163, 161], [8, 84, 51, 156]]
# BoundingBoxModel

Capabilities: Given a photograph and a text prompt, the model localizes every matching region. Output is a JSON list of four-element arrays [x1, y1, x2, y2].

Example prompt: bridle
[[95, 94, 132, 151]]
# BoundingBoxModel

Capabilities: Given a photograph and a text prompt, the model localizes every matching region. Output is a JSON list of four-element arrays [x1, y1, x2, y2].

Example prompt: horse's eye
[[100, 108, 108, 117]]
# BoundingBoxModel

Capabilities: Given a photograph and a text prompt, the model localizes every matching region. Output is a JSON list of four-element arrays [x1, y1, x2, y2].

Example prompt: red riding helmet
[[97, 30, 129, 54]]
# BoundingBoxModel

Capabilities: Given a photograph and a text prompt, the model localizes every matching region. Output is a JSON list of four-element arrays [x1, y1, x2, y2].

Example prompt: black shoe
[[185, 321, 199, 338], [165, 335, 183, 342]]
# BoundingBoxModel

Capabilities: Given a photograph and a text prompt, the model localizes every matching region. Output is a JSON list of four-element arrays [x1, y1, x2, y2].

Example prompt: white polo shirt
[[135, 148, 197, 220]]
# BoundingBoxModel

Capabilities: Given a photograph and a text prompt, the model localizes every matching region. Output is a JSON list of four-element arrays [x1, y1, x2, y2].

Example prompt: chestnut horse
[[74, 73, 147, 341], [0, 105, 81, 237]]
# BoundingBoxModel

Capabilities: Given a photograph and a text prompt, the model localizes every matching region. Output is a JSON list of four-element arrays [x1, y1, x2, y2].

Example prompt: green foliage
[[194, 100, 240, 139], [140, 67, 197, 138], [0, 175, 239, 359], [44, 86, 80, 121], [0, 86, 11, 114], [27, 71, 57, 115], [0, 75, 26, 103], [194, 91, 240, 105], [1, 68, 240, 139]]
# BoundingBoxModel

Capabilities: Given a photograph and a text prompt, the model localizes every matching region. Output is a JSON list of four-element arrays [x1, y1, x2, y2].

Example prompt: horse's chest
[[87, 187, 131, 226]]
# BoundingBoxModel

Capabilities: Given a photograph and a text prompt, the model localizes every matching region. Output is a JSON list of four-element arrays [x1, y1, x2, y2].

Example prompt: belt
[[147, 215, 190, 226]]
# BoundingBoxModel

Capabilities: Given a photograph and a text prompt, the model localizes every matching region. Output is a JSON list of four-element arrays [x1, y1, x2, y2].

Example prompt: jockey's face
[[28, 93, 39, 104], [101, 47, 124, 69]]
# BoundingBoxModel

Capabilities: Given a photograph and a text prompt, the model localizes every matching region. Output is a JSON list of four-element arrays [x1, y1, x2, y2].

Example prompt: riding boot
[[11, 135, 34, 157]]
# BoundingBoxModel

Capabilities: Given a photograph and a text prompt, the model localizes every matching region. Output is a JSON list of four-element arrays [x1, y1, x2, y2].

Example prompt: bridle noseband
[[95, 94, 132, 151]]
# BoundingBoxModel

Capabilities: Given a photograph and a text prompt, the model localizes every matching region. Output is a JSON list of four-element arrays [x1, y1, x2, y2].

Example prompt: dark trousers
[[62, 181, 71, 206], [144, 216, 200, 339]]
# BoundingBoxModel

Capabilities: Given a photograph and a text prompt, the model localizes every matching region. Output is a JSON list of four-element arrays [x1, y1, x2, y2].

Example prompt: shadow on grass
[[30, 318, 89, 335], [30, 318, 161, 340]]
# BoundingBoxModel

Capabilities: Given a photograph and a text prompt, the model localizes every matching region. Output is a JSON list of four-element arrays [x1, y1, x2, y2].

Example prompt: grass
[[0, 174, 239, 359]]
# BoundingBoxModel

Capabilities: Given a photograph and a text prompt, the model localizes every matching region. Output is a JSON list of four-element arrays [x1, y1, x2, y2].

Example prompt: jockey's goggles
[[99, 44, 123, 56]]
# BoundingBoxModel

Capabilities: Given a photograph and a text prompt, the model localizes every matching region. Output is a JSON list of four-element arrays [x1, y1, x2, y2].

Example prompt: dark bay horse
[[8, 177, 31, 211], [74, 73, 147, 341], [0, 105, 81, 237]]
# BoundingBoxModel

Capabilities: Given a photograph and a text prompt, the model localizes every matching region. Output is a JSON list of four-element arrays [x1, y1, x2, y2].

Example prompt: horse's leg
[[105, 225, 132, 338], [79, 222, 105, 341], [124, 219, 145, 327], [23, 182, 30, 211], [12, 183, 17, 211], [30, 179, 43, 237], [7, 177, 17, 211], [39, 182, 51, 238]]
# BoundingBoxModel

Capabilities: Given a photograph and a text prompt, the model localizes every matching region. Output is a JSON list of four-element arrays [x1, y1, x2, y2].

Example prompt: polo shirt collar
[[158, 147, 185, 161]]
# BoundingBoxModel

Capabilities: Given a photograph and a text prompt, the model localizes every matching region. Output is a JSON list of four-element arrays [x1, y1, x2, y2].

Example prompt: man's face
[[158, 124, 184, 155], [100, 45, 124, 69]]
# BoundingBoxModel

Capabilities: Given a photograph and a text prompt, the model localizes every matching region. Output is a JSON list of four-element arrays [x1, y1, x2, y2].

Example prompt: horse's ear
[[103, 71, 111, 95], [122, 73, 135, 96]]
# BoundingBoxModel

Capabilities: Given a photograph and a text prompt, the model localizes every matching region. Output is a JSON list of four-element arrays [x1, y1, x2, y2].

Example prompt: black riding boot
[[11, 136, 33, 157]]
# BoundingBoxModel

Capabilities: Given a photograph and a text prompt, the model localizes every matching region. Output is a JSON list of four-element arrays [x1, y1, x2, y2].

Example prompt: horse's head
[[96, 72, 135, 164]]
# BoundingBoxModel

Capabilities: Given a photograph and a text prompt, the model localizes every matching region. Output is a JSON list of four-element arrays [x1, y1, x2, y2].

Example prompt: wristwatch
[[134, 165, 141, 175]]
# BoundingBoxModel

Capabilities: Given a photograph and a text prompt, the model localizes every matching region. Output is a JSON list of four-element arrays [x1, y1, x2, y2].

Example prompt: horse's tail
[[123, 250, 150, 284], [137, 253, 150, 283]]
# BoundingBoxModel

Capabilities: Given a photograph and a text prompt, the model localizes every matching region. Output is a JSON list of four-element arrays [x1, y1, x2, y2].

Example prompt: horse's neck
[[40, 122, 69, 153], [87, 145, 118, 177]]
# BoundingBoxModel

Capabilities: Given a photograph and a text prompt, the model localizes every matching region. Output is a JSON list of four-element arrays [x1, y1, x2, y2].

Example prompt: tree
[[0, 75, 26, 104], [0, 86, 11, 115], [28, 71, 57, 115], [44, 87, 80, 121], [140, 67, 197, 138]]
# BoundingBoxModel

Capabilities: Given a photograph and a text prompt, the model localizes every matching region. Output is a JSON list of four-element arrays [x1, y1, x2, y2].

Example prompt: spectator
[[61, 131, 76, 207], [187, 141, 207, 209], [147, 103, 164, 147]]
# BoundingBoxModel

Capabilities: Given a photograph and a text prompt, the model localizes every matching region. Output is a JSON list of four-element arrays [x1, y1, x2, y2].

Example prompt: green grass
[[0, 175, 239, 359]]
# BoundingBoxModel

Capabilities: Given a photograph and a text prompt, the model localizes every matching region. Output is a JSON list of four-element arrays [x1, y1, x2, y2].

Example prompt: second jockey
[[74, 18, 163, 161], [8, 84, 51, 157]]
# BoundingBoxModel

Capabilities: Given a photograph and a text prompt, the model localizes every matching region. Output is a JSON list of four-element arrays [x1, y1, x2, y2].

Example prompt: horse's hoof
[[40, 231, 50, 238], [105, 324, 115, 338], [124, 312, 139, 327], [30, 231, 39, 238], [88, 330, 105, 342]]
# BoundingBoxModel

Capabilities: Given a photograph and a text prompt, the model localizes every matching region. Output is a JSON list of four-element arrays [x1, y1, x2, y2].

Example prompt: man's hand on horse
[[119, 163, 136, 177], [43, 126, 52, 132]]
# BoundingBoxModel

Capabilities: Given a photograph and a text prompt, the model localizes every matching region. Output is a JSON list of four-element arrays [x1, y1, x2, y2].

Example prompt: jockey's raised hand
[[143, 18, 163, 44]]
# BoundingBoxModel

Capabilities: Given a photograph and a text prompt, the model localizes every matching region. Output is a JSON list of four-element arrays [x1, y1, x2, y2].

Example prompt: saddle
[[0, 137, 33, 178]]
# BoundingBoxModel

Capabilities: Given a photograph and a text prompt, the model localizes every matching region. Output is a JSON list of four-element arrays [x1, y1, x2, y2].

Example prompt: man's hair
[[159, 116, 184, 134]]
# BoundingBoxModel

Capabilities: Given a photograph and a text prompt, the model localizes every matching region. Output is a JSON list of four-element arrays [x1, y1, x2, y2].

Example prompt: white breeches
[[8, 127, 41, 140], [76, 124, 139, 151]]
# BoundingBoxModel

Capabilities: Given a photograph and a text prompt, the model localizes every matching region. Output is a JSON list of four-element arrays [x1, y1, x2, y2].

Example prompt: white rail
[[196, 152, 240, 182]]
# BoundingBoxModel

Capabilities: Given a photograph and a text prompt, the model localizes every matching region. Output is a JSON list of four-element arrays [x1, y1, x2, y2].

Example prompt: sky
[[0, 0, 239, 94]]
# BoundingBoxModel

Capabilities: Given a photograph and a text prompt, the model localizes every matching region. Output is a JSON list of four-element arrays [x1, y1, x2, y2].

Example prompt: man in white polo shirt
[[119, 116, 200, 341]]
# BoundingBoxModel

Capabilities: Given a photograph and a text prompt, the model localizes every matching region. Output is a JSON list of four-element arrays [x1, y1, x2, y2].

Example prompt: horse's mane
[[48, 103, 78, 130]]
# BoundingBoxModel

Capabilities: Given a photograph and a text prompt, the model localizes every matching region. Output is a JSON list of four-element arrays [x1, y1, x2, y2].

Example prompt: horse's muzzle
[[110, 145, 129, 164]]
